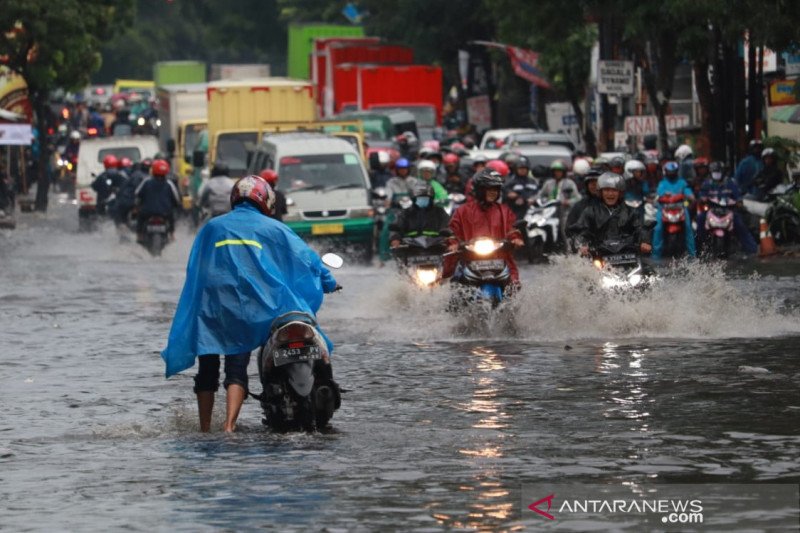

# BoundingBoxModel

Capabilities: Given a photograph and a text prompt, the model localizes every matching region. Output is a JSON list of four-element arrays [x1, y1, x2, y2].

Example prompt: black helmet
[[472, 168, 504, 192], [583, 169, 601, 182], [709, 161, 724, 173], [211, 162, 229, 177], [411, 182, 433, 199], [517, 155, 530, 169], [609, 156, 625, 170]]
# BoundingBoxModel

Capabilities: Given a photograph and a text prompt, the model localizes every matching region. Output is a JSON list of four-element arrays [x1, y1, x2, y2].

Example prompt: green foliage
[[95, 0, 285, 82], [0, 0, 133, 93], [763, 135, 800, 168]]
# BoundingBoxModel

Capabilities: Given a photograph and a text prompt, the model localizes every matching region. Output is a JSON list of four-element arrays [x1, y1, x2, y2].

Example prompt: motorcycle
[[765, 185, 800, 245], [658, 193, 688, 258], [450, 237, 514, 308], [255, 253, 343, 431], [591, 237, 656, 292], [391, 234, 450, 288], [444, 192, 466, 217], [56, 154, 78, 196], [700, 197, 736, 258], [142, 215, 170, 257], [523, 197, 560, 262]]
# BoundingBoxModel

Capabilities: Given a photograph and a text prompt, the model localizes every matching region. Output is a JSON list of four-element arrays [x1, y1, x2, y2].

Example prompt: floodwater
[[1, 198, 798, 531]]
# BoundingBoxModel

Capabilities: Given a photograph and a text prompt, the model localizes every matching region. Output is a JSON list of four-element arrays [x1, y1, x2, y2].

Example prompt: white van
[[76, 135, 159, 212], [247, 133, 374, 259]]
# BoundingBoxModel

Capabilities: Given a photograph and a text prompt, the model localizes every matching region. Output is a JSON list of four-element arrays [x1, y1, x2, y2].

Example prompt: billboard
[[0, 66, 32, 123]]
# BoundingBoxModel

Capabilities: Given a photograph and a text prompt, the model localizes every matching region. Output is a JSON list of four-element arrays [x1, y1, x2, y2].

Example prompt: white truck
[[209, 64, 271, 81], [156, 83, 208, 191]]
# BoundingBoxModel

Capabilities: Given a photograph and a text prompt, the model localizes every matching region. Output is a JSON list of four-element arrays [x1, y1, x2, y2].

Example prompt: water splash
[[327, 257, 800, 343]]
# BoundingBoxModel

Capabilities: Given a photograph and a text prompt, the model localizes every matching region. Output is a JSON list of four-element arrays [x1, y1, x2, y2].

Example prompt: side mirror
[[321, 253, 344, 269], [166, 138, 176, 156], [192, 150, 205, 168]]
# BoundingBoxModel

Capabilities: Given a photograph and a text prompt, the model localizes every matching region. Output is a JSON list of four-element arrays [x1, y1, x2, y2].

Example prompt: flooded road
[[1, 200, 799, 531]]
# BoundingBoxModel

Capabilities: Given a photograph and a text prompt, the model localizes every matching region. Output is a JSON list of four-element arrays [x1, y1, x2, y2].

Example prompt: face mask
[[415, 196, 431, 208], [711, 172, 723, 181]]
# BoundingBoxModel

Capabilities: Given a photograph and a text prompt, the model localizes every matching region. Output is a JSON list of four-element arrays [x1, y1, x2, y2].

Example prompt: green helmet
[[550, 159, 567, 171]]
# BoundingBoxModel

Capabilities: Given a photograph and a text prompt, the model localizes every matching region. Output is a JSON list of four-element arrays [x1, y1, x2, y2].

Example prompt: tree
[[0, 1, 133, 211], [491, 0, 597, 153]]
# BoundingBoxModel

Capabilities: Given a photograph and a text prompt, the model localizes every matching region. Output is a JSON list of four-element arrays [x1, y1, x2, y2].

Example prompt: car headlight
[[348, 207, 374, 218], [286, 197, 296, 207]]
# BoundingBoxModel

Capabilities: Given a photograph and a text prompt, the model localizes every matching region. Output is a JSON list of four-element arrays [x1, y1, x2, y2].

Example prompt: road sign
[[597, 60, 634, 95], [623, 115, 690, 136]]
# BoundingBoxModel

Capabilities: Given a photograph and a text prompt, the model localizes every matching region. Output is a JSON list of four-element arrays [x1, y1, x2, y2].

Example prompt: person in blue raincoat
[[161, 175, 339, 433], [652, 161, 696, 259]]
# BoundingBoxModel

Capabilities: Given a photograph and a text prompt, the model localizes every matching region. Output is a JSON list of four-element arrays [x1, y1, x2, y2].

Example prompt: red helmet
[[443, 153, 459, 166], [693, 157, 710, 168], [259, 169, 278, 187], [230, 175, 276, 215], [103, 154, 118, 169], [486, 159, 510, 177], [120, 157, 132, 168], [151, 159, 170, 177]]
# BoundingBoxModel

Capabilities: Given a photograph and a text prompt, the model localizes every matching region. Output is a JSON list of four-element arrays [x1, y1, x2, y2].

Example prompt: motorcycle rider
[[91, 154, 126, 215], [63, 130, 81, 162], [199, 162, 237, 220], [418, 159, 449, 206], [652, 161, 696, 259], [644, 157, 660, 189], [734, 139, 764, 195], [752, 148, 784, 201], [470, 154, 488, 176], [624, 159, 650, 204], [259, 169, 287, 221], [443, 153, 463, 183], [379, 160, 418, 262], [573, 173, 652, 257], [537, 160, 581, 208], [566, 169, 601, 240], [389, 182, 451, 247], [608, 157, 625, 177], [369, 151, 393, 189], [114, 158, 151, 232], [696, 161, 758, 255], [503, 155, 540, 221], [675, 144, 695, 182], [449, 169, 525, 284], [135, 159, 181, 242], [161, 175, 339, 433]]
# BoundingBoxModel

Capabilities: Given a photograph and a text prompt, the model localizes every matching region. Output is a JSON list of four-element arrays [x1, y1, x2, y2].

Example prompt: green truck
[[287, 24, 365, 79], [153, 61, 206, 86]]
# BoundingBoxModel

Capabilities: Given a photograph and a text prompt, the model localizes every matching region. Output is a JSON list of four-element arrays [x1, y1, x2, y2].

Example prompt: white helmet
[[377, 151, 390, 165], [572, 158, 591, 177], [675, 144, 693, 161], [69, 130, 81, 141], [417, 159, 437, 173], [623, 159, 645, 179]]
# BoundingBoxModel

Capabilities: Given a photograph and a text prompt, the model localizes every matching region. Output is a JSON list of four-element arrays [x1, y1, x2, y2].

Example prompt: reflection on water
[[1, 203, 799, 530]]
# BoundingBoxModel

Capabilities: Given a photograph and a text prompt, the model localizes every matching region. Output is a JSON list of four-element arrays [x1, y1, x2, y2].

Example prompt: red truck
[[312, 38, 414, 118], [332, 64, 443, 134]]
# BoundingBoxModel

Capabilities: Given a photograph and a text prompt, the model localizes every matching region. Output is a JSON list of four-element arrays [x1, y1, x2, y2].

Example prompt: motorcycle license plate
[[407, 254, 441, 264], [274, 345, 321, 367], [605, 253, 636, 264], [146, 225, 167, 233], [311, 223, 344, 235], [470, 259, 505, 271]]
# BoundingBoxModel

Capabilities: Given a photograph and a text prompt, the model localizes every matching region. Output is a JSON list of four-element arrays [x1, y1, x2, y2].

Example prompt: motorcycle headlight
[[137, 117, 145, 126], [155, 119, 162, 127], [414, 268, 439, 287], [542, 206, 557, 218], [593, 259, 605, 270], [628, 273, 642, 286], [468, 238, 501, 256]]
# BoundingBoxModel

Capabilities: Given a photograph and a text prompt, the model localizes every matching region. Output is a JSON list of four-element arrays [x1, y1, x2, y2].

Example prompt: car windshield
[[512, 133, 574, 150], [183, 123, 205, 156], [216, 132, 257, 177], [97, 147, 141, 162], [526, 154, 572, 169], [372, 106, 435, 128], [358, 119, 392, 141], [278, 153, 365, 192]]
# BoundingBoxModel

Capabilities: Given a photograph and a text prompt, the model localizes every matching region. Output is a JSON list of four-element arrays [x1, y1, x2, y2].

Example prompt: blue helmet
[[396, 158, 410, 169], [663, 161, 679, 180]]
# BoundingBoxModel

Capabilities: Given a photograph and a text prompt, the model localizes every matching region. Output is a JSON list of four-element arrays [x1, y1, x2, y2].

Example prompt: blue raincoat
[[161, 202, 338, 377]]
